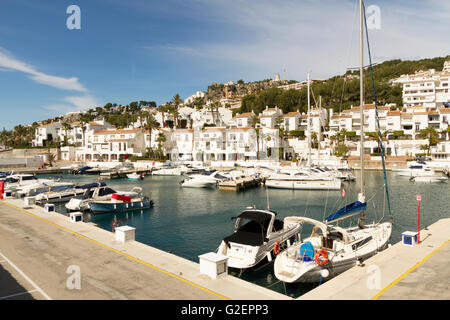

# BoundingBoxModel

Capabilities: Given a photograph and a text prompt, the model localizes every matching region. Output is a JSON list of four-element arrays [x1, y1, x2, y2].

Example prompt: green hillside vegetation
[[239, 55, 450, 116]]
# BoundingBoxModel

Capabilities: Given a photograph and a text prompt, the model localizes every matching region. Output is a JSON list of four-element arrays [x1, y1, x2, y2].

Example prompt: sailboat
[[273, 0, 393, 284], [266, 74, 342, 190]]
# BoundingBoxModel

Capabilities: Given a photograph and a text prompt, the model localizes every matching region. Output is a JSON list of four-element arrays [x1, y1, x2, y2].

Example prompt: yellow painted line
[[0, 201, 230, 300], [371, 238, 450, 300]]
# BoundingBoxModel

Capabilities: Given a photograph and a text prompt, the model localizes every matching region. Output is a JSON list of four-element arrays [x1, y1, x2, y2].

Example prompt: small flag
[[342, 189, 346, 197]]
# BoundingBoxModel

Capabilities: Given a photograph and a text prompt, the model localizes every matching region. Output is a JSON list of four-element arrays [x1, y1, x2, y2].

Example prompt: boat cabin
[[224, 210, 284, 247]]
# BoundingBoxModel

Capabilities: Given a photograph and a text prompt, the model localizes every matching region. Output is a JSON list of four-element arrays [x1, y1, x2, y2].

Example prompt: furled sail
[[324, 201, 367, 223]]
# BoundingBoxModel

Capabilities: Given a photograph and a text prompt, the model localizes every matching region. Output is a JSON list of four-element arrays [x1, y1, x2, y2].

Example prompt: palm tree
[[142, 111, 159, 150], [156, 132, 167, 160], [78, 114, 91, 147], [420, 126, 439, 156], [250, 114, 260, 160], [172, 94, 183, 128], [61, 122, 72, 146]]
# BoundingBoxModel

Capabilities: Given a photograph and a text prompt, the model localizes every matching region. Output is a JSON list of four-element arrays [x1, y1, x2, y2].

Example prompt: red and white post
[[416, 194, 421, 244]]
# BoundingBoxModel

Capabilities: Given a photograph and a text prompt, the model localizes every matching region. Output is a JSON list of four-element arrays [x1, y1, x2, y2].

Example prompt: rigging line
[[338, 0, 360, 115], [363, 2, 392, 218], [322, 186, 330, 221]]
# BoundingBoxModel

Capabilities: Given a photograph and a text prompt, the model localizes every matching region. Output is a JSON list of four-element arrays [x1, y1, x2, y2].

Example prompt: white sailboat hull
[[266, 178, 341, 190], [274, 222, 392, 283]]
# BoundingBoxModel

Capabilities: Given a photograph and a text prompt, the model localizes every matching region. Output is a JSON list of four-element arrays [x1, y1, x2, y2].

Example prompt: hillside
[[239, 55, 450, 116]]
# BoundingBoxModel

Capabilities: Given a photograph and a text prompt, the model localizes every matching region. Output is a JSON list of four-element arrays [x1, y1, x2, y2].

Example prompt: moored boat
[[217, 208, 301, 269], [88, 193, 153, 214]]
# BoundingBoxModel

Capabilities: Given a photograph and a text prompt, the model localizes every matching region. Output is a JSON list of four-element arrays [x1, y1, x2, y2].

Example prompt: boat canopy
[[223, 210, 275, 246], [76, 182, 106, 189], [324, 200, 366, 223]]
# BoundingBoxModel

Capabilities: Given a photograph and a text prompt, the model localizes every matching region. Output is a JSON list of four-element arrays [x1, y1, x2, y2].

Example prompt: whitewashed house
[[76, 128, 146, 162], [33, 122, 62, 146]]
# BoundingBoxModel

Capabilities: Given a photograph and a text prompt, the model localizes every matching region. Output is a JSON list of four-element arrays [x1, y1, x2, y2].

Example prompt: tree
[[61, 122, 72, 146], [250, 114, 260, 160], [141, 111, 159, 150], [78, 113, 91, 147], [420, 126, 439, 156], [172, 94, 183, 128], [156, 132, 167, 160]]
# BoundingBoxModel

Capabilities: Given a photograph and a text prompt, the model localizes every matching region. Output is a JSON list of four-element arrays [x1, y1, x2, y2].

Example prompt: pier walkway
[[299, 218, 450, 300], [0, 198, 288, 300]]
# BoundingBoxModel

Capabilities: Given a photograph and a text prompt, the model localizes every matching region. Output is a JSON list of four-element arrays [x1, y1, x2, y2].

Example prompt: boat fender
[[320, 269, 329, 278], [273, 240, 280, 255], [315, 249, 329, 266]]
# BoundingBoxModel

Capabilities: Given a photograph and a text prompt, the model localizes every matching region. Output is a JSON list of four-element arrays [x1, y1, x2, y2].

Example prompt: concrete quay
[[0, 198, 289, 300], [298, 218, 450, 300]]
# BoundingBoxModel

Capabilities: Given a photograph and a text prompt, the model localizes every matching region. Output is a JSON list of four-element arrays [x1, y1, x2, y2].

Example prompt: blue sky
[[0, 0, 449, 129]]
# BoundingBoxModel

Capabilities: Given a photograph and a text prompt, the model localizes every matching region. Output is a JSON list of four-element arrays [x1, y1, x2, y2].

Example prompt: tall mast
[[359, 0, 365, 201], [307, 72, 311, 169], [358, 0, 366, 229]]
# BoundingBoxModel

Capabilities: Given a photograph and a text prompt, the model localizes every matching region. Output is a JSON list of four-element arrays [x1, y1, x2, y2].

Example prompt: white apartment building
[[392, 60, 450, 108], [33, 122, 62, 146], [232, 111, 256, 128], [194, 127, 227, 161], [76, 128, 146, 162], [184, 91, 205, 105], [259, 106, 283, 128]]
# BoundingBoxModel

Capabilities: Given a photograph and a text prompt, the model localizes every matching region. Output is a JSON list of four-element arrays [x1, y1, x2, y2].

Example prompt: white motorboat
[[274, 4, 393, 285], [410, 175, 448, 183], [152, 167, 182, 176], [180, 170, 226, 188], [35, 182, 107, 204], [65, 184, 142, 211], [127, 172, 144, 180], [15, 180, 75, 198], [395, 161, 435, 177], [265, 171, 342, 190], [217, 209, 301, 269], [3, 174, 53, 190]]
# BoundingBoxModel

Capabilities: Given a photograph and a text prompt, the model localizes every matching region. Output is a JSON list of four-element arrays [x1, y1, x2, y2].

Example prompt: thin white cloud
[[63, 95, 100, 110], [44, 95, 100, 116], [144, 0, 450, 82], [0, 47, 87, 92]]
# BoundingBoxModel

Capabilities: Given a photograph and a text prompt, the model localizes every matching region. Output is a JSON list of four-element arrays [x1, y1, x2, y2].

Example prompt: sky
[[0, 0, 449, 129]]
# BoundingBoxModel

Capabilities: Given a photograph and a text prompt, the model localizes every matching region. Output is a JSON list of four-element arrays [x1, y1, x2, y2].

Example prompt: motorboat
[[274, 215, 392, 283], [410, 175, 448, 183], [317, 167, 356, 181], [216, 209, 301, 269], [65, 184, 143, 211], [180, 170, 227, 188], [3, 174, 54, 191], [15, 180, 75, 198], [394, 161, 435, 177], [127, 172, 144, 180], [152, 167, 182, 176], [265, 171, 342, 190], [35, 182, 106, 204], [88, 192, 153, 214]]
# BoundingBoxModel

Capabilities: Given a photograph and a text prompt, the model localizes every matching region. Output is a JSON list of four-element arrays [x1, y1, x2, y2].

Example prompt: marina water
[[47, 171, 448, 298]]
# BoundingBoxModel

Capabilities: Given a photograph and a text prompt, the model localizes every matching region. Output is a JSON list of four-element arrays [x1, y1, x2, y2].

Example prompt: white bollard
[[115, 226, 136, 243], [24, 196, 36, 206], [402, 231, 418, 247], [70, 211, 83, 223], [198, 252, 228, 279], [44, 203, 55, 213]]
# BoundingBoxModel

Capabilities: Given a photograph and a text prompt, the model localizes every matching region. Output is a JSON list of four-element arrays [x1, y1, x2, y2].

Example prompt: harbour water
[[44, 170, 449, 298]]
